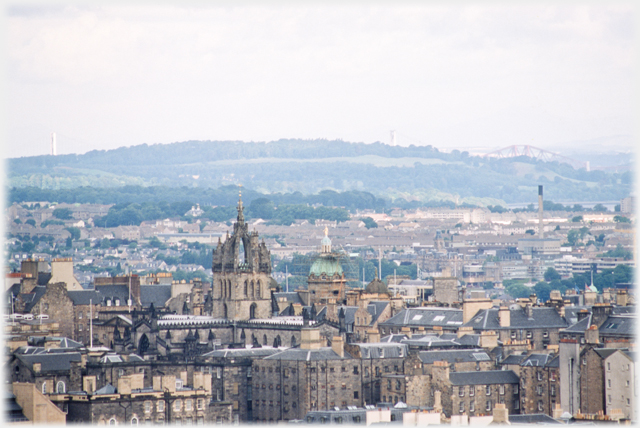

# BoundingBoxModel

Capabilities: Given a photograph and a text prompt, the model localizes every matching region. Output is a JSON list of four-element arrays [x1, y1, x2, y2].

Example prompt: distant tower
[[307, 229, 347, 305], [538, 185, 544, 239], [51, 132, 57, 156], [390, 130, 396, 146]]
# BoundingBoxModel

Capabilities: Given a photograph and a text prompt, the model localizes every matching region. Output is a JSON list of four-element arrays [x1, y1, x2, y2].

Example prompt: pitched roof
[[520, 353, 556, 367], [380, 307, 463, 329], [509, 414, 561, 424], [449, 370, 519, 386], [367, 301, 390, 324], [463, 306, 568, 330], [355, 343, 407, 359], [95, 384, 117, 395], [273, 292, 304, 305], [20, 286, 48, 312], [201, 348, 281, 359], [16, 351, 82, 373], [140, 285, 172, 308], [598, 315, 635, 337], [418, 349, 491, 364], [264, 347, 352, 361], [67, 289, 102, 305]]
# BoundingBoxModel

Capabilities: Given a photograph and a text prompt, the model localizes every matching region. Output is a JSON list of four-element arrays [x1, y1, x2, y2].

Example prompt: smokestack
[[538, 185, 544, 239]]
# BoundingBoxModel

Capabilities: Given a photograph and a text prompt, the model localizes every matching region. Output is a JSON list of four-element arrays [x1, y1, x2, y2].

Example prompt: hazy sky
[[4, 2, 636, 158]]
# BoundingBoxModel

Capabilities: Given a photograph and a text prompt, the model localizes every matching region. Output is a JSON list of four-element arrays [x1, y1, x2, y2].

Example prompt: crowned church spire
[[237, 185, 245, 224]]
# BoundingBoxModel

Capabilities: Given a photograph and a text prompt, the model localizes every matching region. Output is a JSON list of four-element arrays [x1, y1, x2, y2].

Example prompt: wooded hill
[[7, 139, 633, 204]]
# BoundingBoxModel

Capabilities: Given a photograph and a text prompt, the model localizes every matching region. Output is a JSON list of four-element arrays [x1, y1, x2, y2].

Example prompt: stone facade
[[211, 196, 272, 320]]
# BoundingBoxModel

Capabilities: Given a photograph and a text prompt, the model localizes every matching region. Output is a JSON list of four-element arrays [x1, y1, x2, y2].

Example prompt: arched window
[[223, 304, 228, 319], [291, 336, 296, 347], [228, 281, 232, 298], [131, 417, 138, 426], [138, 333, 150, 354], [263, 334, 268, 346], [56, 381, 65, 393], [256, 281, 261, 298], [42, 382, 47, 394], [109, 418, 117, 425], [219, 280, 224, 298], [250, 303, 257, 320], [244, 281, 248, 297], [250, 281, 254, 298]]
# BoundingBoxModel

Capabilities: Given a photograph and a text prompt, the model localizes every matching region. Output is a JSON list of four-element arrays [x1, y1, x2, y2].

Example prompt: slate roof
[[67, 289, 102, 305], [19, 286, 48, 312], [15, 352, 82, 372], [355, 343, 407, 359], [380, 334, 409, 343], [140, 285, 172, 308], [418, 349, 490, 364], [273, 292, 304, 305], [264, 347, 352, 361], [501, 354, 526, 366], [94, 284, 130, 303], [463, 306, 568, 330], [5, 393, 28, 422], [449, 370, 519, 386], [38, 272, 52, 285], [598, 315, 635, 338], [28, 337, 84, 349], [201, 348, 281, 359], [593, 348, 631, 361], [562, 315, 591, 333], [520, 353, 556, 367], [379, 307, 463, 329], [95, 384, 117, 395], [367, 301, 389, 324]]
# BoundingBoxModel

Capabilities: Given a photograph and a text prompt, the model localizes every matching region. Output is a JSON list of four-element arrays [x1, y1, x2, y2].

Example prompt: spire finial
[[324, 226, 328, 236], [237, 184, 245, 224]]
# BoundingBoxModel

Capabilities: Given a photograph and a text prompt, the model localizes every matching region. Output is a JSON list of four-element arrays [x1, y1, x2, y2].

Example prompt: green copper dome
[[309, 255, 343, 277]]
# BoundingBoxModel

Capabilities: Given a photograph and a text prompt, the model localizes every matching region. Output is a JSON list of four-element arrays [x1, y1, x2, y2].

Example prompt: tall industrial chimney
[[51, 132, 57, 156], [538, 185, 544, 239]]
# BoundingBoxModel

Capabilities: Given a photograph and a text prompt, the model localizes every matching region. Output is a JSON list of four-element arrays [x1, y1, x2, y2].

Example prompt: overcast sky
[[4, 2, 636, 158]]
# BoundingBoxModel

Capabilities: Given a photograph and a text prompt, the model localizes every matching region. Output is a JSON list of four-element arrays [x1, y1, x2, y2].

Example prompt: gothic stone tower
[[211, 194, 272, 320]]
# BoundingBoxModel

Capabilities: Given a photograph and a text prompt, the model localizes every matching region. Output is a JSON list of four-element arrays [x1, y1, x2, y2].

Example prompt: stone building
[[307, 228, 347, 305], [518, 353, 559, 416], [429, 362, 521, 418], [15, 282, 75, 339], [65, 373, 232, 425], [197, 347, 281, 422], [211, 195, 273, 320], [252, 329, 361, 422], [12, 382, 66, 424]]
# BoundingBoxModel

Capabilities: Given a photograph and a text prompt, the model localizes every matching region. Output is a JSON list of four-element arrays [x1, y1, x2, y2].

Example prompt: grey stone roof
[[95, 384, 117, 395], [16, 351, 82, 372], [520, 353, 556, 367], [67, 289, 102, 305], [340, 307, 358, 326], [501, 354, 526, 365], [599, 315, 635, 338], [94, 284, 130, 303], [449, 370, 519, 386], [273, 292, 304, 305], [354, 343, 407, 359], [28, 336, 84, 349], [264, 347, 352, 361], [418, 349, 490, 364], [379, 307, 463, 329], [463, 306, 568, 330], [20, 286, 48, 312], [380, 334, 410, 343], [201, 348, 281, 358], [367, 301, 389, 324], [593, 348, 631, 361], [140, 285, 172, 308]]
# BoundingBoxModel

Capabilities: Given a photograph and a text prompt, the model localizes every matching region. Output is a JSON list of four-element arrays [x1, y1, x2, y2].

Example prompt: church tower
[[211, 192, 272, 320]]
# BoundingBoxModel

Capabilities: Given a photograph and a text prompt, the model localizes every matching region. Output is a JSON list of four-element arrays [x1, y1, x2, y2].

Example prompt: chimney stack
[[538, 185, 544, 239], [331, 336, 344, 358]]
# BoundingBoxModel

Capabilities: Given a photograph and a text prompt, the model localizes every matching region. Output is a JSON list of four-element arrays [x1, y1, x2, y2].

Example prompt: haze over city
[[5, 2, 636, 159]]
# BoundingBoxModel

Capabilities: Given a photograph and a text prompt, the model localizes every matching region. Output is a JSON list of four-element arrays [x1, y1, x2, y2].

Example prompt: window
[[470, 401, 475, 412], [174, 400, 182, 411], [486, 400, 491, 412], [608, 379, 612, 388], [145, 401, 151, 413], [526, 331, 532, 339], [341, 383, 346, 390], [499, 385, 505, 396], [550, 371, 556, 381], [109, 418, 116, 425], [56, 381, 65, 394], [543, 330, 548, 338], [459, 387, 465, 397], [354, 391, 358, 399], [353, 366, 359, 375], [486, 385, 491, 396], [537, 372, 543, 381], [42, 382, 47, 394], [537, 385, 543, 396], [608, 362, 611, 371], [514, 399, 519, 410], [157, 401, 165, 412], [396, 380, 401, 391], [216, 367, 221, 379], [469, 387, 475, 397], [538, 401, 543, 412], [550, 386, 556, 397], [131, 418, 138, 426], [513, 385, 518, 395], [511, 331, 516, 339], [459, 402, 465, 413], [608, 395, 612, 404], [627, 380, 630, 387], [185, 400, 192, 411], [119, 369, 124, 377], [186, 418, 192, 425], [353, 416, 361, 423], [341, 367, 346, 372], [79, 312, 83, 319]]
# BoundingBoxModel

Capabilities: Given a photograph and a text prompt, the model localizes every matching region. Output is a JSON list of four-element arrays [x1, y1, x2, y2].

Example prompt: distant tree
[[65, 227, 81, 240], [544, 267, 561, 282], [571, 216, 583, 222], [525, 229, 535, 235], [592, 203, 608, 212], [65, 237, 73, 248], [13, 218, 21, 224], [360, 217, 378, 229], [613, 215, 631, 223], [614, 204, 621, 212], [52, 208, 73, 220], [25, 219, 36, 227]]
